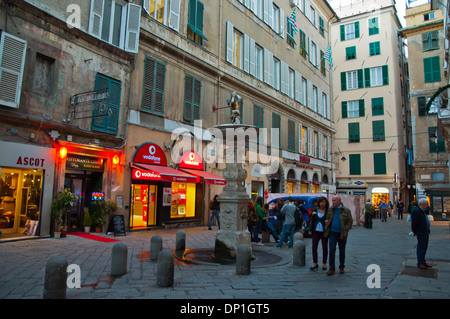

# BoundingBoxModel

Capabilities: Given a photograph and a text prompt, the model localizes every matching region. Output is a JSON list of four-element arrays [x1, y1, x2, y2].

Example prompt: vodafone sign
[[178, 151, 204, 170], [133, 169, 162, 181], [133, 143, 167, 166]]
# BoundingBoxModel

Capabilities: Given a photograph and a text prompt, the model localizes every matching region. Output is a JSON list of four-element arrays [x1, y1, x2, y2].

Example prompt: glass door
[[131, 184, 158, 228]]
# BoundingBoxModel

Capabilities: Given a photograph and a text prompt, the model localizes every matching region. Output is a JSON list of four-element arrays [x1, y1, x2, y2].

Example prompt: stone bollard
[[293, 240, 306, 266], [294, 231, 303, 242], [43, 256, 68, 299], [175, 230, 186, 257], [236, 244, 252, 275], [157, 249, 174, 287], [111, 242, 128, 276], [150, 235, 163, 261]]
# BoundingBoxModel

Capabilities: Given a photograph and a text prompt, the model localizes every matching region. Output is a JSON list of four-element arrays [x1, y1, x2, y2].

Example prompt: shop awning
[[179, 168, 227, 185], [133, 163, 198, 183]]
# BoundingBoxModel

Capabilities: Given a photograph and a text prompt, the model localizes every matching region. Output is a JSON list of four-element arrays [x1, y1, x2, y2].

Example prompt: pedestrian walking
[[397, 200, 405, 220], [271, 199, 285, 234], [263, 203, 279, 243], [379, 201, 388, 222], [310, 197, 329, 271], [254, 196, 265, 245], [277, 197, 297, 248], [411, 198, 432, 270], [364, 199, 375, 229], [324, 195, 353, 275], [208, 195, 220, 230]]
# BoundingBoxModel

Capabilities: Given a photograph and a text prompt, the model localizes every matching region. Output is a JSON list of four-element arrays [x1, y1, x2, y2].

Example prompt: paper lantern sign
[[133, 143, 167, 166]]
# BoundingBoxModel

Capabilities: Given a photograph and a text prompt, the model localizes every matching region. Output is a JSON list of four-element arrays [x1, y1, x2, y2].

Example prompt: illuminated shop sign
[[66, 154, 103, 171], [133, 143, 167, 166], [178, 151, 204, 170]]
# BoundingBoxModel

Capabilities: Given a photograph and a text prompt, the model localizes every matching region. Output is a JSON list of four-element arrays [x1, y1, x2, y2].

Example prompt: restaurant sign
[[66, 154, 104, 171]]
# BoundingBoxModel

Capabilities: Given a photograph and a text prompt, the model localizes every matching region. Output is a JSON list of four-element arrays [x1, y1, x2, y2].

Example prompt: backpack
[[294, 206, 304, 230]]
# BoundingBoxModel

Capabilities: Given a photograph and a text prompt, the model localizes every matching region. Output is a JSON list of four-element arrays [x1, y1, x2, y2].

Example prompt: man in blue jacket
[[411, 198, 432, 270]]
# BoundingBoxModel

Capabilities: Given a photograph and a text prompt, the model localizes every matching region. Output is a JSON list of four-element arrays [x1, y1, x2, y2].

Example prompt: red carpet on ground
[[69, 232, 120, 243]]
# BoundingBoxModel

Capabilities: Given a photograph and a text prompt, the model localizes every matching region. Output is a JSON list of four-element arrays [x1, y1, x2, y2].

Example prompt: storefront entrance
[[131, 184, 157, 228], [371, 187, 390, 208], [0, 168, 43, 237]]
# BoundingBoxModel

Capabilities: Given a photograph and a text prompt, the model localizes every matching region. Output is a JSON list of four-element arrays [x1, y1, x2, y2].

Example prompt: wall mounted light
[[112, 154, 120, 165], [59, 147, 67, 160]]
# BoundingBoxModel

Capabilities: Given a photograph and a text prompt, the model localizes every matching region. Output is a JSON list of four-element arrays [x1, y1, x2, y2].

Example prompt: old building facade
[[329, 0, 412, 207]]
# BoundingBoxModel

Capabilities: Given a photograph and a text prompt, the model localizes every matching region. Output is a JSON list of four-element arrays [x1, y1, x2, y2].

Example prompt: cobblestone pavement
[[0, 217, 449, 300]]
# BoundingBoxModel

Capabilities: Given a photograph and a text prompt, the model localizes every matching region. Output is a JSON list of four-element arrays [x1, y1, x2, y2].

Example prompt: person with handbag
[[309, 197, 329, 271]]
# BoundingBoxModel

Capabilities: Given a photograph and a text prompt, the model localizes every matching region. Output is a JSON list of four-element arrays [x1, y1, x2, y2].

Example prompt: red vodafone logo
[[133, 143, 167, 166], [178, 151, 204, 170]]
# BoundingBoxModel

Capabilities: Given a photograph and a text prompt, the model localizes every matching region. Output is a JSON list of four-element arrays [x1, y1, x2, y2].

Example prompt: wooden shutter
[[89, 0, 104, 38], [244, 34, 250, 73], [0, 32, 27, 108], [359, 99, 365, 117], [357, 69, 364, 88], [92, 74, 121, 134], [249, 37, 256, 76], [226, 22, 234, 64], [355, 21, 360, 38], [183, 75, 193, 122], [125, 3, 141, 53], [341, 72, 347, 91], [340, 25, 345, 41], [373, 153, 386, 174], [349, 154, 361, 175], [279, 8, 285, 38], [382, 65, 389, 85], [341, 101, 348, 119], [418, 96, 427, 116], [142, 57, 165, 115], [143, 0, 150, 15], [168, 0, 181, 32], [365, 68, 371, 87], [294, 71, 301, 102]]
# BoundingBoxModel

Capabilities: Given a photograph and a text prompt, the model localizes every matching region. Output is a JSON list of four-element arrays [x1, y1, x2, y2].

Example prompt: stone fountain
[[212, 92, 253, 260]]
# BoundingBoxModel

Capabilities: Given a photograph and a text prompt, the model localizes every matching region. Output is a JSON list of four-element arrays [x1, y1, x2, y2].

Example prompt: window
[[319, 16, 325, 37], [183, 74, 201, 123], [253, 104, 264, 128], [320, 51, 326, 75], [346, 70, 358, 90], [301, 77, 307, 105], [142, 57, 165, 115], [372, 120, 385, 141], [340, 22, 359, 41], [309, 6, 316, 25], [143, 0, 181, 31], [423, 12, 435, 21], [299, 29, 307, 58], [322, 93, 328, 118], [341, 69, 364, 91], [300, 125, 307, 154], [428, 126, 446, 153], [289, 68, 295, 99], [349, 154, 361, 175], [272, 4, 280, 33], [373, 153, 386, 175], [187, 0, 207, 45], [422, 31, 439, 51], [255, 45, 263, 81], [233, 29, 243, 69], [348, 123, 360, 143], [310, 41, 317, 66], [33, 53, 55, 95], [369, 41, 381, 56], [346, 46, 356, 60], [288, 120, 296, 152], [423, 56, 441, 83], [313, 131, 318, 157], [0, 32, 27, 108], [92, 73, 121, 134], [312, 85, 318, 112], [432, 172, 445, 181], [372, 97, 384, 116], [89, 0, 141, 53], [368, 17, 379, 35], [272, 113, 281, 147], [287, 17, 296, 47], [342, 100, 364, 118], [273, 58, 280, 90], [364, 65, 388, 87]]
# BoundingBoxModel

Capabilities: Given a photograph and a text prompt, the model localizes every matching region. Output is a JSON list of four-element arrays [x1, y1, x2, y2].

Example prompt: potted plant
[[51, 188, 78, 238], [83, 208, 91, 233], [91, 199, 108, 232]]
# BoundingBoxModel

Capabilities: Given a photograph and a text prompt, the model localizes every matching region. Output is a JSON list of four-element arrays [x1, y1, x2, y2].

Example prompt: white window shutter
[[294, 71, 301, 102], [279, 8, 284, 38], [280, 61, 286, 94], [244, 34, 250, 73], [268, 50, 274, 86], [125, 4, 141, 53], [319, 132, 323, 159], [298, 123, 303, 153], [326, 94, 331, 120], [307, 80, 313, 109], [89, 0, 104, 38], [0, 32, 27, 108], [263, 0, 269, 24], [308, 128, 314, 156], [264, 48, 270, 85], [143, 0, 150, 15], [268, 0, 274, 28], [317, 88, 323, 115], [226, 22, 234, 64], [250, 0, 257, 13], [245, 0, 250, 9], [168, 0, 181, 32], [249, 38, 256, 76]]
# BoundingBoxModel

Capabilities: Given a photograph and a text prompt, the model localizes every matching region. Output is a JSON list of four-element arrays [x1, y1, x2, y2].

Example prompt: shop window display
[[170, 182, 196, 218]]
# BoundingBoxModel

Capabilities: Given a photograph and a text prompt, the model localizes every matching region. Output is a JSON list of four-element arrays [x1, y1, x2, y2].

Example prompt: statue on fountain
[[228, 91, 241, 125]]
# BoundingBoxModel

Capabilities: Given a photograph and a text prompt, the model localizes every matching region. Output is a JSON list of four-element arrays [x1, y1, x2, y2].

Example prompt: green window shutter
[[188, 0, 207, 42], [373, 120, 385, 141], [364, 68, 371, 87], [369, 18, 379, 35], [373, 153, 386, 175], [359, 99, 365, 117], [355, 21, 360, 38], [288, 120, 296, 152], [372, 97, 384, 116], [424, 57, 440, 83], [369, 42, 381, 56], [342, 101, 348, 119], [382, 65, 389, 85], [348, 122, 360, 143], [349, 154, 361, 175], [183, 74, 201, 123], [253, 105, 264, 128], [142, 57, 166, 115], [418, 96, 427, 116], [357, 69, 364, 88], [92, 74, 121, 134], [340, 25, 345, 41], [346, 46, 356, 60], [341, 72, 347, 91], [429, 127, 437, 152]]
